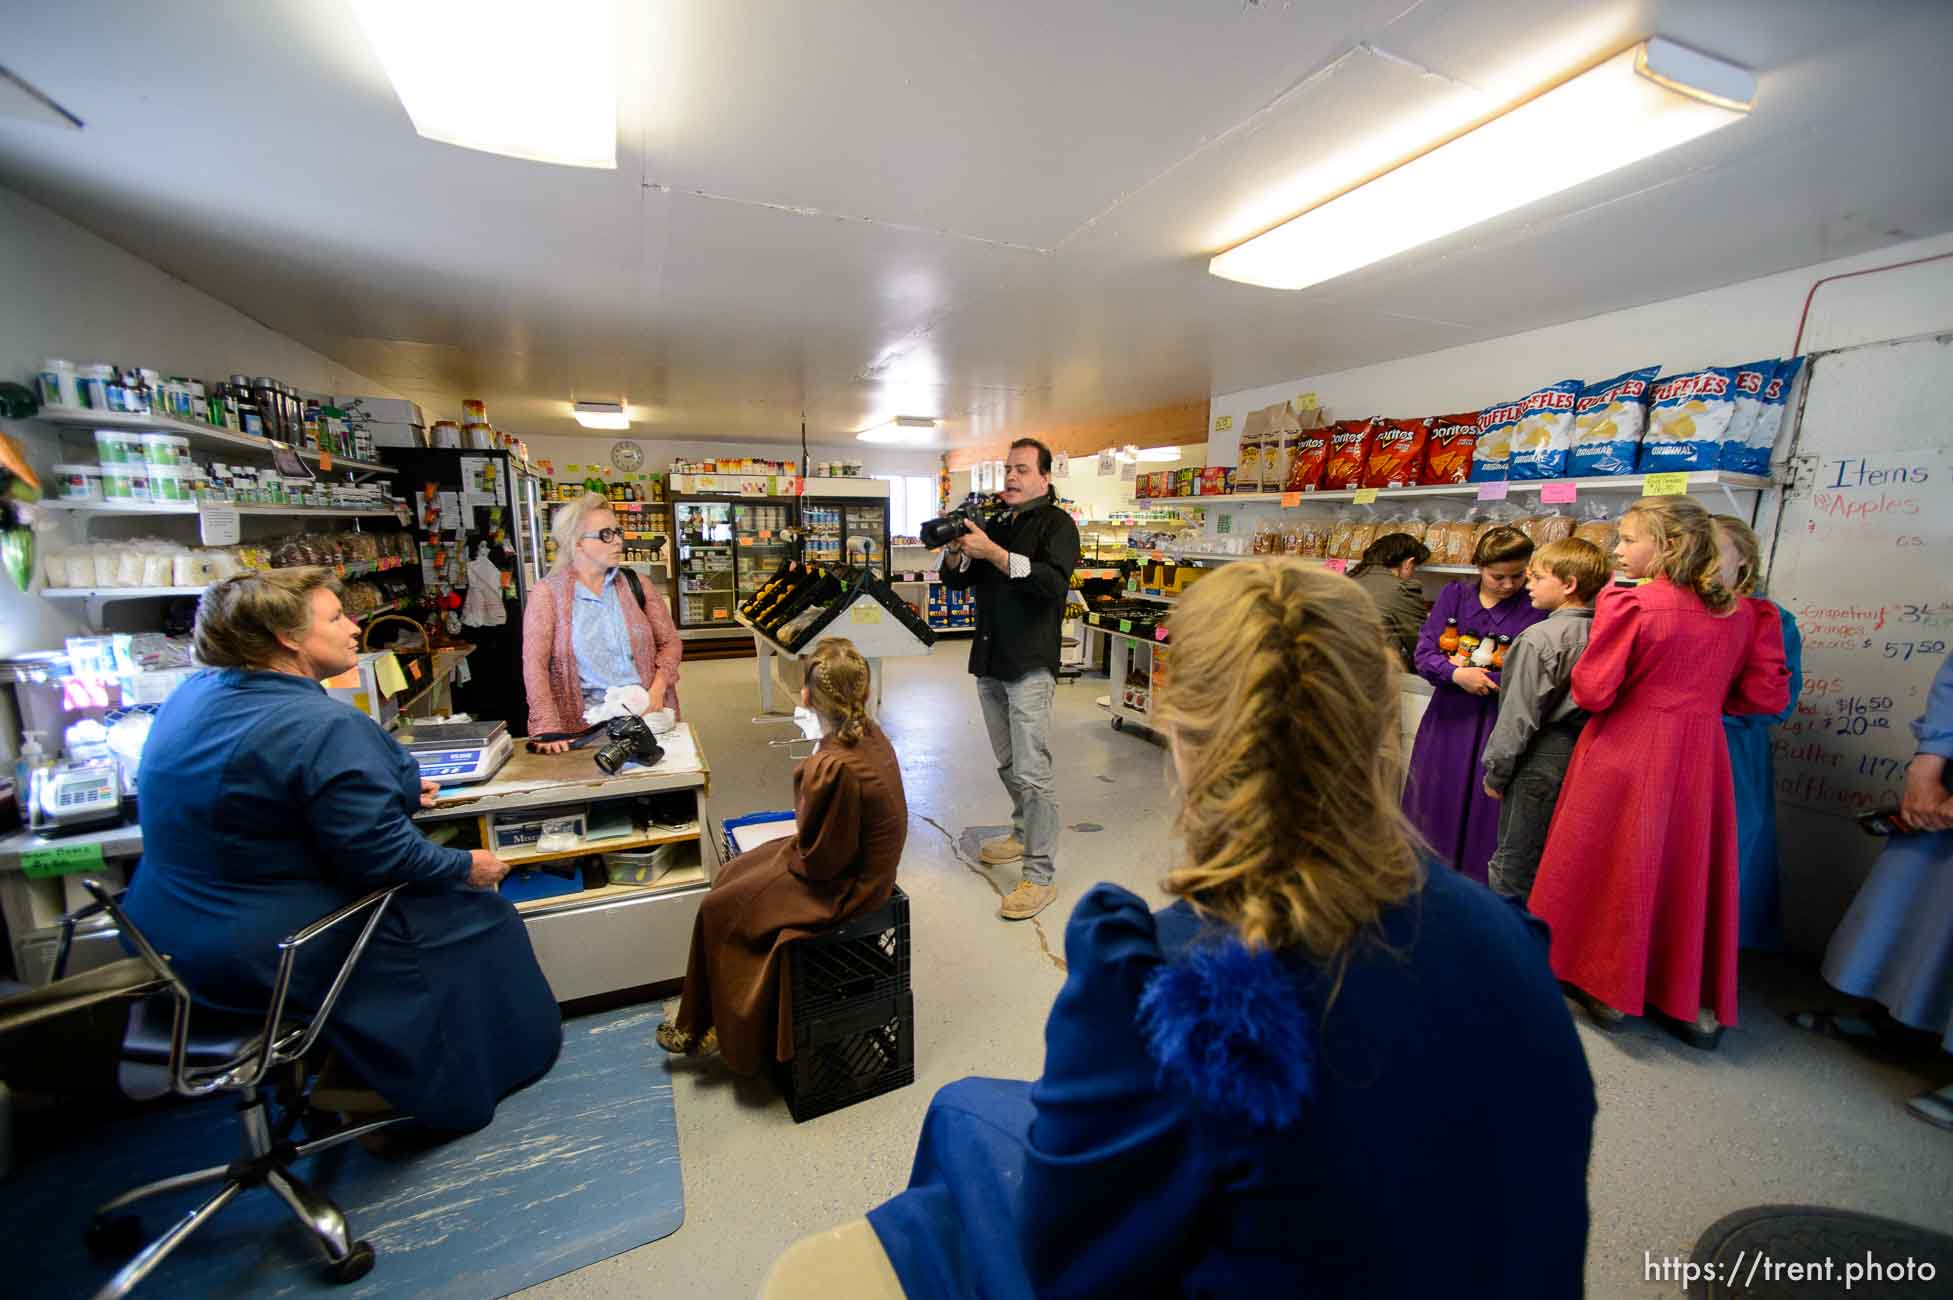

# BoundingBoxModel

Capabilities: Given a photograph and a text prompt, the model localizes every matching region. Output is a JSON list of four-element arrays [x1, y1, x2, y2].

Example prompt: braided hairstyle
[[1710, 513, 1763, 596], [806, 637, 872, 744], [1154, 557, 1422, 960], [1624, 496, 1737, 613]]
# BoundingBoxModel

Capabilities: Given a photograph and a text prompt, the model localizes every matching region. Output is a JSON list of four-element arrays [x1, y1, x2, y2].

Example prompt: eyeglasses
[[579, 527, 623, 543]]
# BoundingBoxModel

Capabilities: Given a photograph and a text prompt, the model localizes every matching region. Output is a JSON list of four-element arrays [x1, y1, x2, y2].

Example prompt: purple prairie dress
[[1404, 581, 1546, 882]]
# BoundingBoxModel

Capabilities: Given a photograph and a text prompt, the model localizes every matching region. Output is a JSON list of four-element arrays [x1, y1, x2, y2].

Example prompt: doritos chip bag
[[1421, 414, 1479, 485], [1719, 359, 1780, 475], [1323, 418, 1376, 490], [1472, 398, 1523, 482], [1506, 379, 1582, 480], [1569, 365, 1660, 478], [1639, 367, 1738, 473], [1285, 425, 1331, 492], [1365, 418, 1431, 488]]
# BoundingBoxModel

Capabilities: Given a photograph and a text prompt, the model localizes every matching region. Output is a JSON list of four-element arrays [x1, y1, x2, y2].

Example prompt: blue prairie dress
[[1722, 599, 1803, 950], [868, 871, 1596, 1298], [124, 669, 561, 1131]]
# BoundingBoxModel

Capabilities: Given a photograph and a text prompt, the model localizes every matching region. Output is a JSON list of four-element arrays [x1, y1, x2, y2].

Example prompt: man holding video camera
[[938, 437, 1080, 921]]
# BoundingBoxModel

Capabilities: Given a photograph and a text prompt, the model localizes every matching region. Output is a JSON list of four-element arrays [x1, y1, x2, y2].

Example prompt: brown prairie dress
[[673, 722, 907, 1074]]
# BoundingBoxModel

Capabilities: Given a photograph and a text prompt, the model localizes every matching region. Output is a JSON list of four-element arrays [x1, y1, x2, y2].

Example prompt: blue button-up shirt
[[570, 570, 639, 692]]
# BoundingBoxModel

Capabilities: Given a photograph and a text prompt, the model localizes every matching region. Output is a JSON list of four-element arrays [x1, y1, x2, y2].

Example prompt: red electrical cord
[[1790, 249, 1953, 357]]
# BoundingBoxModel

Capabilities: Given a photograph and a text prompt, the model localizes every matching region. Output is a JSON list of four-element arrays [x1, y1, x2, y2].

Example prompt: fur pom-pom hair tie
[[1135, 940, 1316, 1132]]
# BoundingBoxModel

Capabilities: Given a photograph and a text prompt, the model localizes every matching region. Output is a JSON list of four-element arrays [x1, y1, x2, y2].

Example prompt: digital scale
[[31, 759, 124, 834], [402, 720, 513, 786]]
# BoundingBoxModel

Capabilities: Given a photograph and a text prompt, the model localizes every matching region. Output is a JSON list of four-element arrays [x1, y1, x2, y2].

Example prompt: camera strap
[[526, 721, 607, 750]]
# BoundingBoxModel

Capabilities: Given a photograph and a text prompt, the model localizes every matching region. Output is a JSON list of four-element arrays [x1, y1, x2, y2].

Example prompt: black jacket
[[939, 492, 1081, 680]]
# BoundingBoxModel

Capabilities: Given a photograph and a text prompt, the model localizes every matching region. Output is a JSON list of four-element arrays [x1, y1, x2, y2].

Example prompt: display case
[[672, 498, 739, 636]]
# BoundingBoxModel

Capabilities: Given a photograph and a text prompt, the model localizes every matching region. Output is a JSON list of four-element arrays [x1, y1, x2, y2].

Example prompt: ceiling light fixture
[[1209, 38, 1754, 291], [1134, 447, 1183, 463], [350, 0, 618, 169], [573, 400, 630, 430], [858, 416, 938, 444]]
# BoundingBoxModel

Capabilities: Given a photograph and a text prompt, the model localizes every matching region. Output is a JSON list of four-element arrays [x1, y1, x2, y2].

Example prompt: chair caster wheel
[[87, 1212, 144, 1259], [328, 1240, 376, 1284], [1111, 715, 1124, 732]]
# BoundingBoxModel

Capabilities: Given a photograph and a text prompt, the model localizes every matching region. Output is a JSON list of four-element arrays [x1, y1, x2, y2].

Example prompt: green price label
[[21, 840, 106, 880], [1119, 619, 1134, 633]]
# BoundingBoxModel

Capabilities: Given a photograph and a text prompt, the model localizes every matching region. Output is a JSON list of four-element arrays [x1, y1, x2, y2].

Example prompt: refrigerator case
[[802, 496, 890, 570], [734, 500, 796, 607], [378, 447, 535, 731], [671, 497, 741, 637]]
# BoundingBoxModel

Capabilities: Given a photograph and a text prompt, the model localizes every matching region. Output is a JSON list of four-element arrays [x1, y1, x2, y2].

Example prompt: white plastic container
[[101, 463, 152, 502], [77, 364, 115, 410], [37, 359, 77, 408], [93, 429, 143, 465], [150, 464, 192, 503], [51, 463, 103, 500], [140, 433, 190, 466]]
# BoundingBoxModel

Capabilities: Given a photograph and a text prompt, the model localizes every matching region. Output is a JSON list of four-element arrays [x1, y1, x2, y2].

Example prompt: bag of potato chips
[[1507, 379, 1582, 480], [1743, 355, 1804, 475], [1718, 359, 1778, 475], [1638, 366, 1738, 473], [1364, 418, 1432, 488], [1323, 418, 1376, 490], [1471, 398, 1523, 482], [1568, 365, 1659, 478], [1285, 424, 1332, 492], [1421, 414, 1479, 485]]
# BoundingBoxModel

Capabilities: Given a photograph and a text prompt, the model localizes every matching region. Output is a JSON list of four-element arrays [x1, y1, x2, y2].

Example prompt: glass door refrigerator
[[801, 480, 892, 572], [733, 499, 795, 609], [671, 498, 740, 638]]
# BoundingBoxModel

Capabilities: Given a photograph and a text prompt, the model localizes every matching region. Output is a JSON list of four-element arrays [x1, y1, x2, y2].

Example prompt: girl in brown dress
[[656, 638, 907, 1073]]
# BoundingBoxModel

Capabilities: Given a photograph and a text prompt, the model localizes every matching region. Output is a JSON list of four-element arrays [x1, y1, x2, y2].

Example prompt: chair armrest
[[249, 884, 405, 1082]]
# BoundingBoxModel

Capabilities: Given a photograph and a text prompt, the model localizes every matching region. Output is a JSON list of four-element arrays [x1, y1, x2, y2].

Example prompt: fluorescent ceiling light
[[573, 401, 629, 430], [1135, 447, 1183, 463], [351, 0, 618, 169], [858, 416, 938, 444], [1209, 38, 1754, 291]]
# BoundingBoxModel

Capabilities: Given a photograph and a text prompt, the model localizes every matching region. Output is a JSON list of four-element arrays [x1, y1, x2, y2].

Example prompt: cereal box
[[1568, 365, 1659, 478], [1638, 366, 1738, 473]]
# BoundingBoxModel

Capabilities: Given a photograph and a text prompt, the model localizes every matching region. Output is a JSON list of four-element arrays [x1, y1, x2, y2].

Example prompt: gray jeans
[[1486, 721, 1583, 902], [977, 669, 1058, 885]]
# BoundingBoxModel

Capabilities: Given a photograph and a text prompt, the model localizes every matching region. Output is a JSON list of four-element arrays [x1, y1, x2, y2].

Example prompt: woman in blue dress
[[1712, 516, 1804, 950], [864, 558, 1596, 1298], [124, 569, 561, 1133]]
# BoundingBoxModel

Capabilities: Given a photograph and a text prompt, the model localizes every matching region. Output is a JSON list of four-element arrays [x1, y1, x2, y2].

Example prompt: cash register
[[401, 720, 513, 786]]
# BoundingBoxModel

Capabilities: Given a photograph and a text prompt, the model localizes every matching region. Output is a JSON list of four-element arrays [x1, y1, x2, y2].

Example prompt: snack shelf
[[1145, 469, 1771, 507], [36, 405, 395, 474], [37, 500, 400, 519]]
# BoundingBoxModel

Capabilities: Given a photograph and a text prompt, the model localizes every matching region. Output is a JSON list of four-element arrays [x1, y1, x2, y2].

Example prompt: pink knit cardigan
[[522, 568, 683, 735]]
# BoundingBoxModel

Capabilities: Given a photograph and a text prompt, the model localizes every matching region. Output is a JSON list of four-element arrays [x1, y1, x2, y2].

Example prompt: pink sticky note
[[1323, 558, 1349, 573], [1540, 480, 1578, 504], [1475, 480, 1509, 501]]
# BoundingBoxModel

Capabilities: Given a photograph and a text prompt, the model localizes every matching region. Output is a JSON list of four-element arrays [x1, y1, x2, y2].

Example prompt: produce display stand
[[738, 590, 935, 715]]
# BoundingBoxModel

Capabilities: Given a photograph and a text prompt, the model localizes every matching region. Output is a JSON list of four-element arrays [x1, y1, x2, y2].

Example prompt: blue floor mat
[[1, 1006, 684, 1299]]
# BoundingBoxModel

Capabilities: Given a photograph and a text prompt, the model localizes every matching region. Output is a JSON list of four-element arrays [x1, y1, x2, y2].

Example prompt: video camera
[[919, 492, 1007, 549]]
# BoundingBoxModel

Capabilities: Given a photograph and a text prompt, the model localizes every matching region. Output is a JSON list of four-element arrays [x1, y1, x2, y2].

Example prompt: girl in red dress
[[1528, 496, 1789, 1049]]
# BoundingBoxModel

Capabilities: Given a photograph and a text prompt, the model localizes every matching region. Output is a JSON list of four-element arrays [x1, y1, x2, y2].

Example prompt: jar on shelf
[[51, 463, 103, 500]]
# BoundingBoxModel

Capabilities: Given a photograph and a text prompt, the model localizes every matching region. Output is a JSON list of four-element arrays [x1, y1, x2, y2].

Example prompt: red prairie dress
[[1528, 580, 1788, 1026]]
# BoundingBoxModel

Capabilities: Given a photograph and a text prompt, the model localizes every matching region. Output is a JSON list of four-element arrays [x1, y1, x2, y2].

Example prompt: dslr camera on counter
[[919, 493, 1007, 548], [594, 714, 663, 774]]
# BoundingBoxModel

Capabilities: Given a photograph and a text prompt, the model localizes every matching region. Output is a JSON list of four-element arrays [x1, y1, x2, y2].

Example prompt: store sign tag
[[200, 505, 241, 545], [1280, 491, 1301, 508], [21, 840, 105, 880], [850, 603, 883, 624], [1475, 480, 1509, 502], [1323, 558, 1348, 574], [1154, 626, 1169, 642], [1119, 619, 1133, 633], [1213, 414, 1232, 432], [740, 478, 770, 496], [1539, 481, 1579, 504], [1642, 472, 1689, 496], [1353, 488, 1379, 505]]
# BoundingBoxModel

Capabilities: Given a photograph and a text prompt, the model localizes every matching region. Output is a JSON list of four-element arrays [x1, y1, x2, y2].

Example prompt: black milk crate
[[788, 887, 911, 1025], [776, 990, 914, 1122]]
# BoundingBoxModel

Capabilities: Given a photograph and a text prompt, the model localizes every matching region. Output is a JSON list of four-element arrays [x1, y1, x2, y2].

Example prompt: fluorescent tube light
[[1135, 447, 1183, 463], [351, 0, 618, 169], [859, 416, 938, 444], [573, 401, 629, 430], [1209, 39, 1753, 291]]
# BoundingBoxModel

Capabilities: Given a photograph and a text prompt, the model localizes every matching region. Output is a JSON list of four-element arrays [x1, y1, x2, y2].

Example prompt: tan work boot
[[979, 834, 1025, 865], [999, 880, 1055, 921]]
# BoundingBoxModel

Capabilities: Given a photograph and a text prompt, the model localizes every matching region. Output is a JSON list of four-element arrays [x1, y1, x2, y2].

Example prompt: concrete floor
[[518, 643, 1952, 1300]]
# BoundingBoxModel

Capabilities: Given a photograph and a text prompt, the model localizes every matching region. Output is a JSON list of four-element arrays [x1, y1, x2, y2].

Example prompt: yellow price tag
[[1642, 472, 1690, 496], [1353, 488, 1379, 504], [850, 603, 883, 624], [1213, 414, 1233, 432]]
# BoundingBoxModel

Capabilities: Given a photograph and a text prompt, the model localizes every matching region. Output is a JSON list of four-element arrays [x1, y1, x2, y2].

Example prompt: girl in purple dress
[[1404, 525, 1545, 881]]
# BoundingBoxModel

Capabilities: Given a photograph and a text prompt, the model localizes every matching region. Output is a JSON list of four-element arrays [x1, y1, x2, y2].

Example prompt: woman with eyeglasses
[[522, 491, 682, 750]]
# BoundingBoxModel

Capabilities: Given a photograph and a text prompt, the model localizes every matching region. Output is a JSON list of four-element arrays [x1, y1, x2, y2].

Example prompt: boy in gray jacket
[[1482, 537, 1612, 901]]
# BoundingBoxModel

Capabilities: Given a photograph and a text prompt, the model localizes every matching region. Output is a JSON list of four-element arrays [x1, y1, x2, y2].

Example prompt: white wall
[[0, 184, 406, 662], [1207, 232, 1953, 463], [519, 433, 941, 481]]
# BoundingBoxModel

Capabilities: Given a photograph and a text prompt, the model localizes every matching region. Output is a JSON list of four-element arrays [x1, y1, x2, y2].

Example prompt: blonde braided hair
[[807, 638, 871, 744], [1154, 558, 1422, 959]]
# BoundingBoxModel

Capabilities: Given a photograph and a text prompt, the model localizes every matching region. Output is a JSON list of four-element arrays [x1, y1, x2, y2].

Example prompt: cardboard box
[[322, 651, 404, 728], [364, 419, 426, 449], [1200, 467, 1229, 495], [338, 395, 427, 428], [492, 808, 589, 853]]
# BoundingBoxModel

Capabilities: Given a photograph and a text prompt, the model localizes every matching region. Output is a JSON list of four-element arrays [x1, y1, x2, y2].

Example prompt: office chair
[[58, 878, 410, 1298]]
